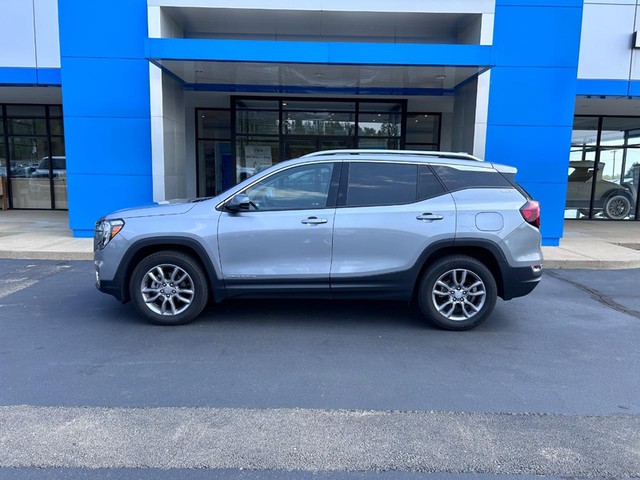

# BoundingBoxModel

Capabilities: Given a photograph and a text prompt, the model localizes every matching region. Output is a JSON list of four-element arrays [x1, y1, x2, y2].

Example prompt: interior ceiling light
[[315, 73, 325, 78], [436, 75, 447, 80]]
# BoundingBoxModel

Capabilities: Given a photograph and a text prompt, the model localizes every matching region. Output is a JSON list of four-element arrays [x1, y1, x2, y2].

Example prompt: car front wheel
[[129, 251, 209, 325], [417, 255, 497, 331]]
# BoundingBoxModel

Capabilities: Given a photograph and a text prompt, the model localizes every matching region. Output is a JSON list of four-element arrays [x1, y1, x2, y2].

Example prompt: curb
[[0, 251, 93, 261]]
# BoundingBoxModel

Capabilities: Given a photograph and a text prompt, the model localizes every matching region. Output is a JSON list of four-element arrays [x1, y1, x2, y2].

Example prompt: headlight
[[94, 219, 124, 251]]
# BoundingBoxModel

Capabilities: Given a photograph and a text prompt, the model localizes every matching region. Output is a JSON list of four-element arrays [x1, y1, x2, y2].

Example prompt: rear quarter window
[[431, 165, 512, 191]]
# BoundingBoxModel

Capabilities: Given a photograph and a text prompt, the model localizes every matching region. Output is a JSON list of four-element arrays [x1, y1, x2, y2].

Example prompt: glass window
[[572, 117, 599, 147], [236, 99, 279, 110], [236, 110, 279, 135], [49, 106, 62, 117], [0, 142, 6, 178], [283, 112, 355, 136], [244, 162, 334, 211], [6, 105, 45, 117], [345, 162, 417, 207], [198, 110, 231, 139], [601, 117, 640, 147], [49, 118, 64, 136], [235, 137, 280, 182], [418, 166, 445, 200], [432, 165, 511, 191], [8, 137, 51, 209], [407, 114, 440, 144], [359, 102, 402, 113], [357, 113, 401, 137], [284, 101, 355, 112], [8, 118, 47, 136]]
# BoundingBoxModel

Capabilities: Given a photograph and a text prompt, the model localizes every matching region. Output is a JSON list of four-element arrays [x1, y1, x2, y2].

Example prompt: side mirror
[[225, 194, 251, 212]]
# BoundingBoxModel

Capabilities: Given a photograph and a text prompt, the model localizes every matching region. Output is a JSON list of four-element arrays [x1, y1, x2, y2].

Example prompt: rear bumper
[[500, 264, 542, 300]]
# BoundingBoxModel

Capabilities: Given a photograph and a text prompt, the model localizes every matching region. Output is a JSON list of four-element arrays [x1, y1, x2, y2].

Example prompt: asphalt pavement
[[0, 259, 639, 479]]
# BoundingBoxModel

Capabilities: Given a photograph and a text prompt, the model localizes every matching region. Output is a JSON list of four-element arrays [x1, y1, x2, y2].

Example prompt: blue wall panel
[[488, 67, 577, 127], [0, 67, 62, 85], [492, 6, 582, 68], [63, 118, 152, 176], [485, 2, 583, 246], [485, 125, 573, 183], [61, 58, 151, 118], [59, 0, 152, 236], [58, 0, 148, 59], [67, 174, 154, 237], [147, 38, 492, 67]]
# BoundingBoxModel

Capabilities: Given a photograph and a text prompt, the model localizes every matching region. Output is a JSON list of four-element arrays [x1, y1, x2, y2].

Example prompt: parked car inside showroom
[[565, 161, 637, 219]]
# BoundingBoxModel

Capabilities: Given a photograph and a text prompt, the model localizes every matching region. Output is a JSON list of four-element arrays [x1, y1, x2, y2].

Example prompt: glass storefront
[[0, 104, 66, 209], [567, 116, 640, 220], [196, 97, 441, 196]]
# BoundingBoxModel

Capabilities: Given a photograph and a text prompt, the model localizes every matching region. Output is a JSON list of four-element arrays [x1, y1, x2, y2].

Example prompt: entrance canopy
[[147, 38, 492, 94]]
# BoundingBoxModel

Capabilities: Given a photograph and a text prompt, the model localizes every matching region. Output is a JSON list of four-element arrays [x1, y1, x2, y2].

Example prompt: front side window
[[345, 162, 417, 207], [244, 162, 334, 211]]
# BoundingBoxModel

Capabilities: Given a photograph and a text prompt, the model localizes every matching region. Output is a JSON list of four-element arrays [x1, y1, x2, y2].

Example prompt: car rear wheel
[[604, 194, 631, 220], [130, 251, 209, 325], [417, 255, 497, 331]]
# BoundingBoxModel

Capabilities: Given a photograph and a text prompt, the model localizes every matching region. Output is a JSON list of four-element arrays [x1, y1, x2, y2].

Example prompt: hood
[[105, 198, 209, 219]]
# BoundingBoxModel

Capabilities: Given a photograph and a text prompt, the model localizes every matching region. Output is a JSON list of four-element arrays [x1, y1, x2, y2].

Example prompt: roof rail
[[301, 149, 483, 162]]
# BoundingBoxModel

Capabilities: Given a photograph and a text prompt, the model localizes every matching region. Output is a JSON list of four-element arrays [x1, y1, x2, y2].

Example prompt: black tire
[[603, 193, 631, 220], [417, 255, 497, 331], [129, 250, 209, 326]]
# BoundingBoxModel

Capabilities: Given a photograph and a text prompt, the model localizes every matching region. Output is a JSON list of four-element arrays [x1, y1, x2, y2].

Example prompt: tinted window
[[244, 163, 334, 211], [502, 172, 532, 199], [418, 166, 446, 200], [346, 162, 417, 207], [432, 165, 511, 191]]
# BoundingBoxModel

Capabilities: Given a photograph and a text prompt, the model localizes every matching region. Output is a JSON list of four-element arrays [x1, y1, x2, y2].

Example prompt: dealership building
[[1, 0, 639, 245]]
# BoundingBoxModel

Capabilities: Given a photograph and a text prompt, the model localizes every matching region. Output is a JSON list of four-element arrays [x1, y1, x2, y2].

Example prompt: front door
[[218, 161, 338, 297]]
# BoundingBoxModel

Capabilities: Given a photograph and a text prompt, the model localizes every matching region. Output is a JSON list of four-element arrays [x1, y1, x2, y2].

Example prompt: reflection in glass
[[198, 110, 231, 139], [236, 110, 279, 135], [283, 112, 355, 136], [244, 163, 334, 211], [601, 117, 640, 147], [406, 114, 440, 145], [235, 137, 280, 183], [8, 137, 51, 209]]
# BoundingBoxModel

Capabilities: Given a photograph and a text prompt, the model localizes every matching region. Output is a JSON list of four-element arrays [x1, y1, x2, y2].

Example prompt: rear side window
[[501, 173, 532, 199], [345, 162, 417, 207], [431, 165, 512, 191]]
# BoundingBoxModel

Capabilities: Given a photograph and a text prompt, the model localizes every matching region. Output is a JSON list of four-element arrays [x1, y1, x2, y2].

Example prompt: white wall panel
[[34, 0, 61, 67], [628, 6, 640, 80], [147, 0, 494, 14], [578, 3, 636, 80], [0, 0, 36, 67]]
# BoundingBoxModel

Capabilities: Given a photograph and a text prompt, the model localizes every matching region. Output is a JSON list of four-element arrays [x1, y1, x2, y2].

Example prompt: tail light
[[520, 200, 540, 228]]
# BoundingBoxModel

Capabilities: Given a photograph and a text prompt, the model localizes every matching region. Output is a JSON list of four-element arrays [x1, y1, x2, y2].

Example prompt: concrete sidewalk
[[0, 209, 639, 269]]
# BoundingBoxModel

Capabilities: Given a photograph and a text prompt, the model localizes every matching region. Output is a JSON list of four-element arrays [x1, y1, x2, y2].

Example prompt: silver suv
[[94, 150, 542, 331]]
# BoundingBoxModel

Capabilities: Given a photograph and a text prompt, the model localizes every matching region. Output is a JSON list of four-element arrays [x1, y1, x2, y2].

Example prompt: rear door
[[330, 161, 456, 297]]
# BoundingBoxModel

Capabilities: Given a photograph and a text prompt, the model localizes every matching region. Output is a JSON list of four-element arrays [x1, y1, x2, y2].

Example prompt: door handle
[[416, 213, 444, 221], [301, 216, 328, 225]]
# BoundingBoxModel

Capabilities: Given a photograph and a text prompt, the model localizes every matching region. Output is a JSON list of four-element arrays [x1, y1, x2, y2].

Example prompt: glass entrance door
[[284, 136, 354, 160]]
